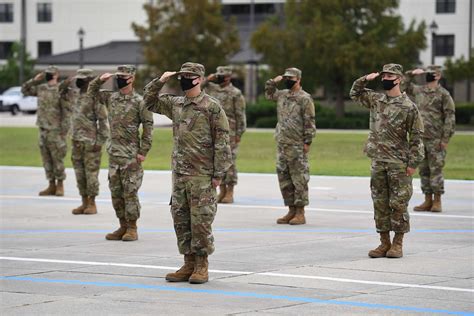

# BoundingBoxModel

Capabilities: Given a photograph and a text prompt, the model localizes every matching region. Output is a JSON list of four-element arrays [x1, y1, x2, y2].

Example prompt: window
[[434, 35, 455, 56], [436, 0, 456, 13], [223, 4, 275, 15], [37, 2, 52, 22], [0, 41, 13, 59], [37, 41, 52, 57], [0, 3, 13, 22]]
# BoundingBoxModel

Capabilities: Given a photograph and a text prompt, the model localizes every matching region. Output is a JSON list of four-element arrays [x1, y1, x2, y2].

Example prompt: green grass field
[[0, 127, 472, 179]]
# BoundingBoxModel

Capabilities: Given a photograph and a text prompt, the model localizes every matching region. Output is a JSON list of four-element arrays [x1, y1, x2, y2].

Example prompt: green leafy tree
[[132, 0, 240, 84], [251, 0, 426, 117], [444, 55, 474, 84], [0, 42, 35, 90]]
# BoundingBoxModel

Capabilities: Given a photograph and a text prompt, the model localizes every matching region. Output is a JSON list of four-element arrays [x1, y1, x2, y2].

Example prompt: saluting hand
[[100, 73, 114, 82], [159, 71, 177, 83], [411, 69, 425, 75], [34, 72, 45, 81], [365, 73, 379, 81], [273, 75, 283, 82]]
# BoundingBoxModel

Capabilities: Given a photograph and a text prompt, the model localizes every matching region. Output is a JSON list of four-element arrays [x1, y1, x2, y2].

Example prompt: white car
[[0, 86, 38, 115]]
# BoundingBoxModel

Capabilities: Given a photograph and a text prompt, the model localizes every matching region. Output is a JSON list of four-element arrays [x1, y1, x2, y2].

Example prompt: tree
[[444, 55, 474, 84], [0, 42, 35, 91], [251, 0, 426, 117], [132, 0, 240, 84]]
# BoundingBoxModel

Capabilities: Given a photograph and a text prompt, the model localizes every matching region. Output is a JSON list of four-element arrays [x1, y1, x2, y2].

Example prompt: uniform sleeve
[[407, 108, 425, 169], [143, 78, 176, 120], [87, 77, 110, 106], [402, 72, 422, 98], [211, 104, 232, 179], [21, 78, 40, 96], [59, 93, 72, 136], [349, 76, 377, 109], [265, 79, 281, 101], [138, 102, 154, 157], [303, 96, 317, 144], [441, 93, 456, 144], [94, 101, 110, 146], [234, 91, 247, 137]]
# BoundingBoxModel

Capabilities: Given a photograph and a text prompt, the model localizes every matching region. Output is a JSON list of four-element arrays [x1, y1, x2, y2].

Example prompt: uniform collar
[[184, 90, 205, 106]]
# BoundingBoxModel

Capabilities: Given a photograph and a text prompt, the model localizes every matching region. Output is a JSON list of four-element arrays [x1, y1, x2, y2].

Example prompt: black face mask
[[285, 79, 297, 90], [426, 73, 436, 82], [216, 75, 226, 84], [45, 73, 54, 81], [76, 79, 87, 89], [116, 77, 129, 89], [382, 79, 398, 91], [180, 77, 199, 91]]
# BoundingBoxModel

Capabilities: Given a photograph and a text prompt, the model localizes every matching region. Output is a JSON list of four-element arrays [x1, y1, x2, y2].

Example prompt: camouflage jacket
[[22, 79, 71, 134], [404, 76, 456, 143], [350, 76, 424, 168], [70, 89, 110, 146], [144, 78, 231, 179], [88, 77, 153, 159], [265, 79, 316, 145], [202, 81, 246, 138]]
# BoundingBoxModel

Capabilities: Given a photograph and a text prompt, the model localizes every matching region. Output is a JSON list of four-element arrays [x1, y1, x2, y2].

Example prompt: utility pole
[[19, 0, 26, 85]]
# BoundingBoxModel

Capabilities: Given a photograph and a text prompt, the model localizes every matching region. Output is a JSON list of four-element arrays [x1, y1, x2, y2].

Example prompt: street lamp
[[77, 27, 85, 69], [429, 20, 438, 65]]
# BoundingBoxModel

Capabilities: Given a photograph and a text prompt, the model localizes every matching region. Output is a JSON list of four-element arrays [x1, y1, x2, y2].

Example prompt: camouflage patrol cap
[[45, 65, 59, 73], [381, 63, 404, 77], [216, 66, 233, 76], [177, 62, 205, 77], [115, 65, 136, 76], [74, 68, 95, 79], [282, 67, 302, 79], [426, 65, 442, 74]]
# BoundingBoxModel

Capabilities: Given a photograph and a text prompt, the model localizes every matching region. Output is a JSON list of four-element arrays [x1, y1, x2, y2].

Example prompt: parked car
[[0, 86, 38, 115]]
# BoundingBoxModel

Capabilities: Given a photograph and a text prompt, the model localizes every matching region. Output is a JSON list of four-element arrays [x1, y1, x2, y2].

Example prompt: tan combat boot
[[289, 207, 306, 225], [55, 180, 64, 196], [386, 233, 404, 258], [105, 219, 127, 240], [413, 194, 432, 212], [39, 181, 56, 196], [72, 196, 88, 215], [368, 232, 391, 258], [84, 196, 97, 215], [277, 206, 296, 224], [220, 185, 234, 203], [122, 220, 138, 241], [189, 254, 209, 284], [165, 254, 196, 282], [217, 185, 226, 203], [431, 194, 442, 212]]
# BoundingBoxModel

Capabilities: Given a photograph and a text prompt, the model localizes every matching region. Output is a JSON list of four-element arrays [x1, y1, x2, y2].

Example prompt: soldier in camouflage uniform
[[69, 69, 110, 215], [350, 63, 424, 258], [144, 62, 231, 284], [265, 68, 316, 225], [22, 65, 71, 196], [202, 65, 246, 203], [88, 65, 153, 241], [404, 65, 456, 213]]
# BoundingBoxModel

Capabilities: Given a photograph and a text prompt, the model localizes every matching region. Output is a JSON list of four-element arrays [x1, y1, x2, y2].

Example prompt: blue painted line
[[0, 228, 473, 235], [1, 275, 472, 315]]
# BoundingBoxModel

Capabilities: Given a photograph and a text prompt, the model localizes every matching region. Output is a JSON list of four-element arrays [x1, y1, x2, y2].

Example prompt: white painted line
[[1, 194, 472, 219], [310, 187, 334, 190], [1, 256, 472, 293]]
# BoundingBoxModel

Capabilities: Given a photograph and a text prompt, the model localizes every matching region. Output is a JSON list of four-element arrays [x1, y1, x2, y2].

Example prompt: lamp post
[[77, 27, 85, 69], [429, 20, 438, 65]]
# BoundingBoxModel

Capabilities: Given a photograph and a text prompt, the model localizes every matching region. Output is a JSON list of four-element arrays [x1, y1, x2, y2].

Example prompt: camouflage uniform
[[22, 66, 71, 182], [350, 64, 424, 233], [88, 65, 153, 221], [70, 69, 109, 198], [144, 62, 231, 256], [203, 66, 246, 186], [405, 66, 456, 195], [265, 68, 316, 208]]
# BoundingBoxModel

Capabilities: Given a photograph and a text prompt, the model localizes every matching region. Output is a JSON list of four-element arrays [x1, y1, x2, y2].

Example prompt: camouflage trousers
[[370, 160, 412, 233], [39, 128, 67, 181], [276, 143, 310, 207], [171, 174, 217, 256], [419, 138, 447, 195], [71, 141, 102, 197], [223, 137, 239, 185], [108, 156, 143, 221]]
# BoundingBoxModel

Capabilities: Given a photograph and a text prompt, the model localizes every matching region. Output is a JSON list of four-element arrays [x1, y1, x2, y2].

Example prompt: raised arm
[[265, 76, 283, 101], [403, 69, 423, 97], [87, 73, 112, 106], [349, 73, 381, 109], [21, 73, 44, 96], [143, 72, 179, 120]]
